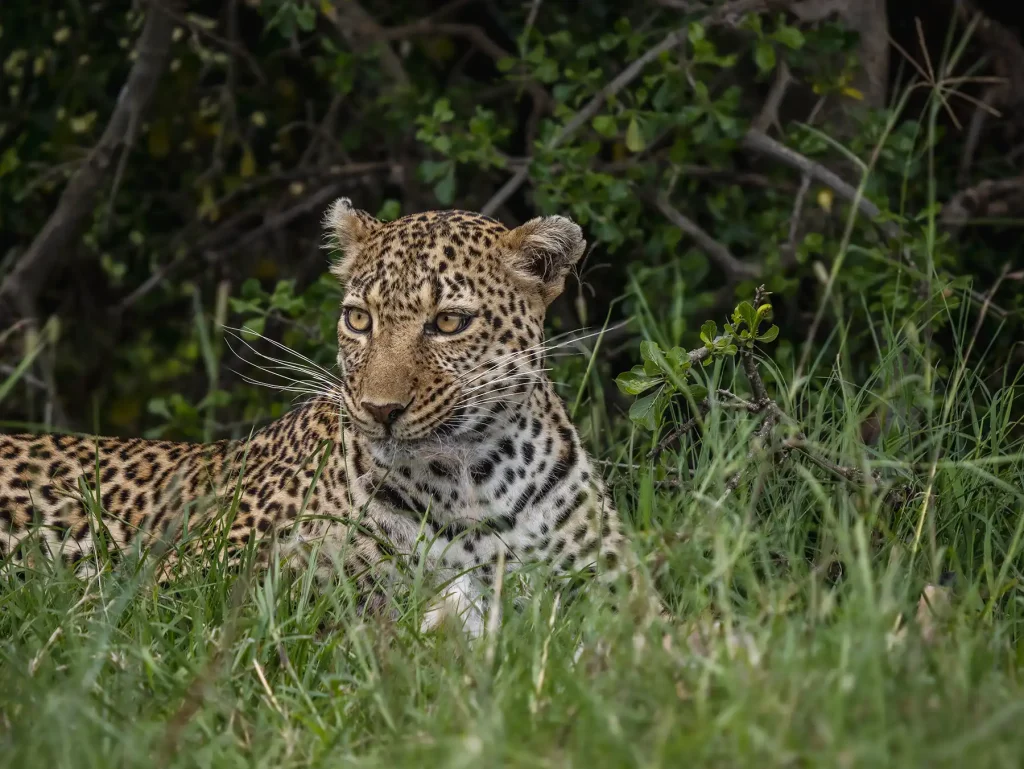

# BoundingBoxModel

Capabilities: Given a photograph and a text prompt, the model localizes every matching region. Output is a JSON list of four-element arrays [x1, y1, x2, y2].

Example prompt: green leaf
[[419, 159, 450, 183], [700, 320, 717, 345], [241, 278, 262, 299], [241, 316, 266, 339], [686, 385, 708, 401], [736, 301, 757, 330], [0, 147, 20, 177], [147, 397, 171, 420], [773, 25, 805, 49], [629, 391, 660, 430], [666, 346, 690, 370], [377, 199, 401, 221], [758, 325, 780, 343], [625, 117, 645, 152], [592, 115, 618, 138], [639, 339, 661, 363], [754, 302, 773, 329], [295, 4, 316, 31], [754, 40, 776, 73], [433, 98, 455, 122], [615, 370, 661, 395], [434, 165, 456, 205]]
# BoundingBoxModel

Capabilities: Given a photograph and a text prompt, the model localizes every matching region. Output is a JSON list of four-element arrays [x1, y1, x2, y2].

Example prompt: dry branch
[[740, 130, 902, 241], [941, 176, 1024, 236], [653, 194, 762, 280]]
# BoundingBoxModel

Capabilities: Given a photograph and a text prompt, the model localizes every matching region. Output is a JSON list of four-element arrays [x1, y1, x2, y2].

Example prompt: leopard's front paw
[[419, 574, 487, 640]]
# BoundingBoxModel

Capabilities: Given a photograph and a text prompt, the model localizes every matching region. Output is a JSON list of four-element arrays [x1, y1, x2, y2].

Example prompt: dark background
[[0, 0, 1021, 441]]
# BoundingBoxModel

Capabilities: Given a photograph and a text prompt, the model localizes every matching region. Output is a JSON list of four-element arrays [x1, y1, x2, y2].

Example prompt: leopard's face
[[324, 203, 585, 445]]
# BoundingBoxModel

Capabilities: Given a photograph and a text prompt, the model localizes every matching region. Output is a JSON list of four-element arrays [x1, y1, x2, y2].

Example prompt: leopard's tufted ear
[[323, 197, 382, 281], [503, 215, 586, 306]]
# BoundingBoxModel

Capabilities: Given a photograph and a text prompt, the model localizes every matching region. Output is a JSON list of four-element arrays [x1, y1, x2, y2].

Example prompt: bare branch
[[480, 0, 812, 214], [740, 129, 902, 241], [940, 176, 1024, 236], [784, 173, 812, 265], [752, 59, 793, 134], [653, 194, 761, 280], [649, 401, 710, 462]]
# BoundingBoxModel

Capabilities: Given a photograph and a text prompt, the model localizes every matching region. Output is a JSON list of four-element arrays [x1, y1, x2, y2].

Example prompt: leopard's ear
[[503, 215, 586, 306], [323, 197, 382, 281]]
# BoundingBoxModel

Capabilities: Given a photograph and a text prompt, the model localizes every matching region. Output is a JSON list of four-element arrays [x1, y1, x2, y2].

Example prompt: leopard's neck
[[346, 383, 595, 532]]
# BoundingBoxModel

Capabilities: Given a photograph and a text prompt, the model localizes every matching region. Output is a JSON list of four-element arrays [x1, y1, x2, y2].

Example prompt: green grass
[[2, 293, 1023, 768]]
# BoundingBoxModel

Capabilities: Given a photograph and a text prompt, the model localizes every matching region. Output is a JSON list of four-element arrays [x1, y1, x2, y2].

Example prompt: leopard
[[0, 199, 660, 637]]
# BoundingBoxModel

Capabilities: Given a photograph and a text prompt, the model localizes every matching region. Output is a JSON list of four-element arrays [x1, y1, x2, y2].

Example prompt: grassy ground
[[2, 288, 1023, 769]]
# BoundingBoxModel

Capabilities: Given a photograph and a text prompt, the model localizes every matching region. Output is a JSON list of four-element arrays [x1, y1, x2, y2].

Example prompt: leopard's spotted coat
[[0, 200, 654, 635]]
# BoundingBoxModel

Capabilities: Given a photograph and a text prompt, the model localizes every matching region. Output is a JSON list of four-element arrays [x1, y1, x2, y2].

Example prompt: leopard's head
[[324, 198, 585, 444]]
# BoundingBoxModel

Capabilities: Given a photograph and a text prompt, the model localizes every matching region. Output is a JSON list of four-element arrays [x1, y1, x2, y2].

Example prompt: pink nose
[[361, 401, 407, 425]]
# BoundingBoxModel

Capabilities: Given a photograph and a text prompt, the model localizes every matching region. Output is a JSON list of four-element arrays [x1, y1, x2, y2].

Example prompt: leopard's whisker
[[225, 336, 345, 398], [457, 329, 615, 387], [460, 369, 551, 396], [223, 326, 344, 385]]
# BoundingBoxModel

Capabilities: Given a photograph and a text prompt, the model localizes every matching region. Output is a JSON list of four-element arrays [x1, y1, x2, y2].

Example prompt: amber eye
[[431, 312, 472, 335], [344, 308, 372, 334]]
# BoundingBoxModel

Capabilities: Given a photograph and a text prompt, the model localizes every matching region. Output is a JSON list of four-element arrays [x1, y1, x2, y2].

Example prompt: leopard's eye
[[431, 312, 472, 335], [344, 308, 372, 334]]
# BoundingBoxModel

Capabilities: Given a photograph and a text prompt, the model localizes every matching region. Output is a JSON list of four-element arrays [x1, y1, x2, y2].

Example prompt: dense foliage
[[1, 0, 1021, 438]]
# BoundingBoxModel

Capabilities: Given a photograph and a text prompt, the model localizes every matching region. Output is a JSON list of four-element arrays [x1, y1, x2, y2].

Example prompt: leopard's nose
[[361, 400, 408, 425]]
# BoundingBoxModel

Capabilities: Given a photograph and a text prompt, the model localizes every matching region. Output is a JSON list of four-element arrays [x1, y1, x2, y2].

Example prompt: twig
[[646, 286, 911, 508], [752, 59, 793, 134], [724, 406, 780, 493], [0, 0, 180, 317], [116, 164, 392, 311], [957, 87, 999, 185], [218, 184, 349, 256], [955, 1, 1024, 108], [941, 176, 1024, 237], [653, 193, 761, 279], [523, 0, 544, 41], [648, 400, 710, 462], [784, 172, 812, 265], [150, 0, 266, 83], [742, 129, 1008, 318], [0, 364, 47, 391]]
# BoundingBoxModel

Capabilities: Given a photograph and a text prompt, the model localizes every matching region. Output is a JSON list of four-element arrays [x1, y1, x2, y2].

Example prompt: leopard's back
[[0, 400, 347, 574]]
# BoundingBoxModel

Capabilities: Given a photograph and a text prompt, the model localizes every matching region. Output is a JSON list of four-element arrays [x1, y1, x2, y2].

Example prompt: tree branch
[[653, 193, 762, 280], [481, 24, 692, 215], [740, 129, 901, 241], [322, 0, 410, 87], [0, 0, 180, 318]]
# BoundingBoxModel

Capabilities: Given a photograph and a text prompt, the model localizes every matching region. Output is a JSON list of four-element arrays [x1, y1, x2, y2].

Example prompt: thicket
[[1, 0, 1022, 440]]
